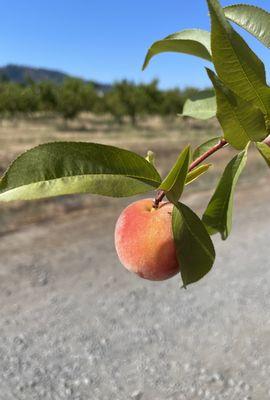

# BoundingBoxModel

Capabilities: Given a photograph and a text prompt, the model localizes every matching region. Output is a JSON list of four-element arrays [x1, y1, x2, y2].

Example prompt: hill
[[0, 64, 111, 92]]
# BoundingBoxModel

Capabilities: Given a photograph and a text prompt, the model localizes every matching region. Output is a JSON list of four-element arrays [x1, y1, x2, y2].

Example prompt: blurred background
[[0, 1, 270, 399]]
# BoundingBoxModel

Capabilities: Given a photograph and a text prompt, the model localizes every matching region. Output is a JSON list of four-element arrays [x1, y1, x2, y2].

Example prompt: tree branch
[[153, 138, 228, 208]]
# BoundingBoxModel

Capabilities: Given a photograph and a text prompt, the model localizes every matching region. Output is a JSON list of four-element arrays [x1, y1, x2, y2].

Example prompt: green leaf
[[142, 29, 212, 70], [202, 145, 249, 240], [207, 69, 267, 150], [181, 90, 217, 120], [185, 164, 212, 185], [0, 142, 162, 202], [256, 142, 270, 167], [207, 0, 270, 119], [172, 202, 216, 287], [159, 146, 191, 204], [224, 4, 270, 48], [193, 136, 222, 160]]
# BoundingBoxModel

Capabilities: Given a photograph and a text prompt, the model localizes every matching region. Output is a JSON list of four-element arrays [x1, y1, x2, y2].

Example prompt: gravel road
[[0, 185, 269, 400]]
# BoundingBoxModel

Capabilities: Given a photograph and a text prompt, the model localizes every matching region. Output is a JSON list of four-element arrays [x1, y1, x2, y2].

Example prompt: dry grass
[[0, 113, 267, 235]]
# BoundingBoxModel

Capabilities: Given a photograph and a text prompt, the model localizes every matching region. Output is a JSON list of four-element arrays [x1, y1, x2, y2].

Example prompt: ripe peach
[[114, 198, 180, 281], [263, 135, 270, 147]]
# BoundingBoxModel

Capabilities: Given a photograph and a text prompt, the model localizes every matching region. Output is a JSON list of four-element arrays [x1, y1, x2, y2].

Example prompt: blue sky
[[1, 0, 270, 89]]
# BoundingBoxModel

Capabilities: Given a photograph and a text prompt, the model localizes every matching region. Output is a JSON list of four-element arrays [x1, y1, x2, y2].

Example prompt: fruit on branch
[[263, 135, 270, 147], [114, 198, 180, 281]]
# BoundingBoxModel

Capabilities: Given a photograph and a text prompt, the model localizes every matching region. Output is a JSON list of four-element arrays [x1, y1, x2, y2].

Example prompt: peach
[[263, 135, 270, 147], [114, 198, 180, 281]]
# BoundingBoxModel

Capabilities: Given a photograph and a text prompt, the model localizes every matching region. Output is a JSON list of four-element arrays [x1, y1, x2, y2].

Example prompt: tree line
[[0, 78, 199, 125]]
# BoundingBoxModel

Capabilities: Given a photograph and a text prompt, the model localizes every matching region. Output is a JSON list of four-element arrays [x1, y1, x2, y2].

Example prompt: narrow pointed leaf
[[207, 69, 267, 150], [193, 137, 222, 160], [181, 90, 217, 120], [143, 29, 212, 70], [256, 142, 270, 167], [185, 164, 212, 185], [224, 4, 270, 48], [159, 146, 191, 204], [207, 0, 270, 120], [202, 145, 249, 240], [0, 142, 162, 202], [172, 202, 215, 286]]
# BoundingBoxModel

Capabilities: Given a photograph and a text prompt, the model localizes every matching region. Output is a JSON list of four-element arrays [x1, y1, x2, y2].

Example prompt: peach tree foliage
[[1, 0, 270, 287]]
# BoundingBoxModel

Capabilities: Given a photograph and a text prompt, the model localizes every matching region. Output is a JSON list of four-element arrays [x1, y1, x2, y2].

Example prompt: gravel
[[0, 189, 269, 399]]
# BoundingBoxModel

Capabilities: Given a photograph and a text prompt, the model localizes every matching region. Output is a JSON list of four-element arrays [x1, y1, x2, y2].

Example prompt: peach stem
[[153, 138, 228, 208]]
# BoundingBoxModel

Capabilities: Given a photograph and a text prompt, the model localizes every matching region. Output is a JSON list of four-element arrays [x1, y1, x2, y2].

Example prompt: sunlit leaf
[[0, 142, 162, 202], [256, 142, 270, 167], [159, 146, 191, 204], [193, 137, 222, 160], [172, 202, 215, 287], [224, 4, 270, 48], [143, 29, 212, 70], [202, 145, 249, 240], [185, 164, 212, 185], [181, 90, 217, 120], [207, 68, 267, 149], [207, 0, 270, 122]]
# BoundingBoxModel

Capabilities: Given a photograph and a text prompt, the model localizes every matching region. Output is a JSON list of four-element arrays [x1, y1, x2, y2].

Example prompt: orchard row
[[0, 78, 201, 124]]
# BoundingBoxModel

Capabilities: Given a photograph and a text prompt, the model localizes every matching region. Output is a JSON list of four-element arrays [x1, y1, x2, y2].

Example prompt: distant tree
[[181, 86, 200, 100], [81, 83, 98, 113], [0, 76, 202, 122], [161, 88, 184, 117], [104, 86, 126, 124], [0, 83, 22, 117], [139, 79, 163, 116], [38, 81, 58, 112], [0, 74, 10, 83], [105, 80, 156, 126], [17, 85, 40, 114], [93, 93, 107, 115], [56, 78, 84, 121], [56, 79, 99, 121], [24, 75, 35, 86], [0, 82, 38, 117], [0, 84, 12, 116], [114, 80, 141, 125]]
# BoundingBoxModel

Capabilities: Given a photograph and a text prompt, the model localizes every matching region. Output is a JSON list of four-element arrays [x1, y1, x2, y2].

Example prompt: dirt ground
[[0, 115, 269, 399]]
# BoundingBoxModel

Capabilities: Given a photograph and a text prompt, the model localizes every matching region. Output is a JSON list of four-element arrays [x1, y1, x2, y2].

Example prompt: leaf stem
[[153, 138, 228, 208]]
